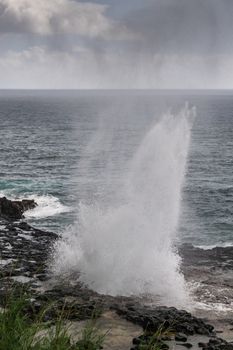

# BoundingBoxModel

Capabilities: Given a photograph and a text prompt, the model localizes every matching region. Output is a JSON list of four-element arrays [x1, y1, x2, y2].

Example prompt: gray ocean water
[[0, 90, 232, 247]]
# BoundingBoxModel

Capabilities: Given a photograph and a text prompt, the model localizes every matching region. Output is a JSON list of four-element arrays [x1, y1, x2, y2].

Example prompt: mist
[[0, 0, 233, 89]]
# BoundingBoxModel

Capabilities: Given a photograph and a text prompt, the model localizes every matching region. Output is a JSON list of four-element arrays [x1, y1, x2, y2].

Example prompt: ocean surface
[[0, 90, 232, 248]]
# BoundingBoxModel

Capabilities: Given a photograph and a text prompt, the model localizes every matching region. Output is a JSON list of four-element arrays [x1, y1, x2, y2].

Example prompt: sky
[[0, 0, 233, 89]]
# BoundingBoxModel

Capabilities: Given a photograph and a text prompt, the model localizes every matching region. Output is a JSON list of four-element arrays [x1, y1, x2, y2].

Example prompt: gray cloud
[[0, 0, 128, 39], [0, 0, 233, 88], [124, 0, 233, 54]]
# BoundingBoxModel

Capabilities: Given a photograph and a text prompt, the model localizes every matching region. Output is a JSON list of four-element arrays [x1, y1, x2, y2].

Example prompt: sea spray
[[52, 104, 195, 305]]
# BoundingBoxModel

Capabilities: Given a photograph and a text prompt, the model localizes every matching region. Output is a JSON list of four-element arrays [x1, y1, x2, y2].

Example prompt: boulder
[[0, 196, 37, 220]]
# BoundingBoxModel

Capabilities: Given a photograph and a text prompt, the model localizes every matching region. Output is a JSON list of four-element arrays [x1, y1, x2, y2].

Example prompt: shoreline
[[0, 197, 233, 349]]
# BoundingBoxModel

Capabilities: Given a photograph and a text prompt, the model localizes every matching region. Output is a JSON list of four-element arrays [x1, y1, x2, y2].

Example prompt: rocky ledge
[[0, 196, 37, 220], [114, 304, 233, 350], [0, 197, 233, 350]]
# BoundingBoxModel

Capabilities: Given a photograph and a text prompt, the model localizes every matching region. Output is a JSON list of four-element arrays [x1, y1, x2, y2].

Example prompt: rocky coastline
[[0, 197, 233, 350]]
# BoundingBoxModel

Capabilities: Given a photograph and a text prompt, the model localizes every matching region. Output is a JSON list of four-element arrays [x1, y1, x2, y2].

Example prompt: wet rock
[[0, 196, 37, 220], [114, 304, 213, 336], [131, 334, 169, 350], [114, 304, 233, 350], [198, 338, 233, 350], [1, 217, 233, 350], [178, 344, 193, 348], [175, 333, 188, 342], [218, 345, 233, 350], [180, 244, 233, 272], [0, 221, 58, 290], [199, 342, 208, 348], [209, 338, 226, 346]]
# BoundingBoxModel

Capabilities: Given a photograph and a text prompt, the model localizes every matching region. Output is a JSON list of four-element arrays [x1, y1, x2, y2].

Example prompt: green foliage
[[75, 319, 106, 350], [137, 323, 175, 350], [0, 290, 105, 350], [0, 290, 35, 350]]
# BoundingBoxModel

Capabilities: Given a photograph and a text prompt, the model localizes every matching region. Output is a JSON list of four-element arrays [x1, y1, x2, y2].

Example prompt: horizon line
[[1, 88, 233, 92]]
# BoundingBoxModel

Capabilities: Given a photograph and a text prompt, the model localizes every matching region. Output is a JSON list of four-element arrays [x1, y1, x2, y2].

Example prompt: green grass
[[0, 287, 176, 350], [136, 323, 175, 350], [0, 290, 105, 350]]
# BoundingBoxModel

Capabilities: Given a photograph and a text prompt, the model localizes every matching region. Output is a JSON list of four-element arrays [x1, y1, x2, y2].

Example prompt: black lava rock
[[175, 333, 188, 342], [0, 196, 37, 220], [114, 304, 214, 336]]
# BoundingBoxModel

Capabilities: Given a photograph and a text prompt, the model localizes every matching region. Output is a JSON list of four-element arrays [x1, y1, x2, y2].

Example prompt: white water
[[52, 105, 195, 305], [194, 242, 233, 250], [24, 194, 70, 219], [0, 191, 70, 219]]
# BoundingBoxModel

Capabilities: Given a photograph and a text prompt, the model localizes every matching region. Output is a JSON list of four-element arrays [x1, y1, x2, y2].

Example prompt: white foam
[[24, 195, 70, 219], [194, 301, 233, 313], [186, 281, 233, 314], [194, 242, 233, 250], [0, 191, 70, 219], [52, 104, 195, 306]]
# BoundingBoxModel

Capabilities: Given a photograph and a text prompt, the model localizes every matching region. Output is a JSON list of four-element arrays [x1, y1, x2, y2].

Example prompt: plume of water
[[52, 104, 195, 305]]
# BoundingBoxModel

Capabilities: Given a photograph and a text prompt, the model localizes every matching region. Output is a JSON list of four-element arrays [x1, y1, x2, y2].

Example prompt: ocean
[[0, 90, 232, 249]]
